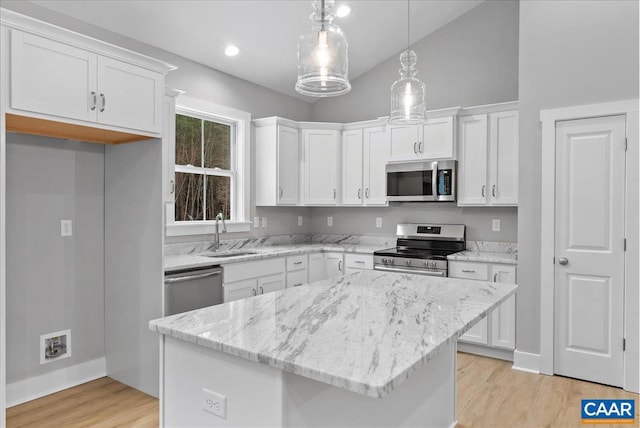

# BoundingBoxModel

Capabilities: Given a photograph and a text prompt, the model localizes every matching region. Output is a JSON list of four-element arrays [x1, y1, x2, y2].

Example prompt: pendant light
[[296, 0, 351, 97], [389, 0, 426, 124]]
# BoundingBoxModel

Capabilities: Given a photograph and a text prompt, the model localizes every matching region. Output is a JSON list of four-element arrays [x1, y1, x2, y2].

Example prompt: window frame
[[166, 96, 251, 236]]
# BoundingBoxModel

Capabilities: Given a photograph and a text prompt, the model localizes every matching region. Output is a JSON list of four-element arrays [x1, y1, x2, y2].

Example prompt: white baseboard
[[512, 350, 541, 374], [457, 342, 514, 362], [7, 357, 106, 407]]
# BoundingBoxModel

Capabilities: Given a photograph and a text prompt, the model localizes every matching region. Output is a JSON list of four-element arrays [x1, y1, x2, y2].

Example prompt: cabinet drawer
[[448, 261, 489, 281], [286, 269, 308, 288], [223, 257, 285, 283], [286, 255, 308, 271], [344, 254, 373, 269]]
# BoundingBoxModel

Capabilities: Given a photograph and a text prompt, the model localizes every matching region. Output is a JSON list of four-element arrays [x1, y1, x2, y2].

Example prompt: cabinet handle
[[418, 141, 423, 153], [338, 260, 343, 272], [462, 269, 476, 273], [481, 185, 485, 197], [294, 261, 302, 265], [99, 93, 106, 112], [252, 288, 257, 296], [170, 180, 175, 194], [279, 187, 283, 198], [333, 188, 336, 199], [358, 188, 361, 199], [492, 185, 496, 197], [355, 260, 365, 264], [90, 91, 97, 111], [259, 286, 264, 294], [494, 273, 498, 282], [413, 142, 418, 153], [365, 188, 370, 199], [293, 283, 302, 287]]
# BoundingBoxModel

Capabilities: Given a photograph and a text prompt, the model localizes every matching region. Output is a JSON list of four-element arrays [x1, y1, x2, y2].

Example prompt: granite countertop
[[447, 251, 518, 265], [149, 270, 516, 398], [164, 243, 390, 272]]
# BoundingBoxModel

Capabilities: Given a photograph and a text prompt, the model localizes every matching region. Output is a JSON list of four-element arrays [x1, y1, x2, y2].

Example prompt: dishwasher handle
[[165, 268, 222, 284]]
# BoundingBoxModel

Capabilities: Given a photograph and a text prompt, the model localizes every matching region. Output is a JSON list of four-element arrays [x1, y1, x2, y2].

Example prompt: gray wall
[[311, 205, 517, 242], [310, 0, 519, 123], [6, 134, 105, 383], [517, 0, 639, 354]]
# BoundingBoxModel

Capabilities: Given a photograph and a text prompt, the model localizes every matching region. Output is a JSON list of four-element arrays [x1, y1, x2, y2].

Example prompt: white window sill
[[166, 221, 251, 237]]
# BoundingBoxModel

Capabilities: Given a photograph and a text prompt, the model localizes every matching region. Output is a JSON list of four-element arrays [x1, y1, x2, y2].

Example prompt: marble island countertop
[[447, 250, 517, 265], [150, 270, 516, 398]]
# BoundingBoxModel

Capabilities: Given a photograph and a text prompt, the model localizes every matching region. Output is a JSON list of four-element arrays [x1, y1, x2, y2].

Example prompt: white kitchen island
[[150, 270, 516, 428]]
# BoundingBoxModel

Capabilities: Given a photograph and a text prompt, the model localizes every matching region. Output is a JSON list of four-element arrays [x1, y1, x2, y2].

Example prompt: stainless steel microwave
[[386, 160, 457, 202]]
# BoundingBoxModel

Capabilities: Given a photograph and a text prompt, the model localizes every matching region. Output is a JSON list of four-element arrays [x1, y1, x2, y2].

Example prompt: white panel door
[[277, 125, 299, 205], [489, 265, 517, 350], [97, 56, 162, 133], [341, 129, 364, 205], [459, 318, 488, 345], [324, 253, 344, 279], [554, 115, 626, 387], [457, 115, 488, 205], [421, 116, 455, 159], [10, 30, 98, 122], [308, 253, 324, 283], [363, 126, 390, 206], [224, 279, 257, 303], [489, 111, 518, 205], [304, 129, 339, 205], [258, 273, 285, 295], [388, 125, 421, 160]]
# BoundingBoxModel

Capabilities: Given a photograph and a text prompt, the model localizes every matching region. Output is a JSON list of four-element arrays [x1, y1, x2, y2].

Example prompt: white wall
[[518, 0, 639, 354], [6, 134, 105, 384]]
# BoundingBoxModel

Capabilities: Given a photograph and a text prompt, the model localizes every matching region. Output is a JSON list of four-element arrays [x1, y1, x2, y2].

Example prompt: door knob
[[558, 257, 569, 265]]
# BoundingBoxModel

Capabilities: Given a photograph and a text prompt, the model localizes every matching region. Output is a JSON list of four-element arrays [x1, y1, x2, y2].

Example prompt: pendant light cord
[[407, 0, 410, 52], [321, 0, 326, 31]]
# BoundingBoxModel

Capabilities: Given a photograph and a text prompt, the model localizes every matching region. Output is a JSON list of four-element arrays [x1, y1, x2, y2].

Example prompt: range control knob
[[406, 260, 411, 266], [382, 258, 388, 264], [430, 261, 437, 268]]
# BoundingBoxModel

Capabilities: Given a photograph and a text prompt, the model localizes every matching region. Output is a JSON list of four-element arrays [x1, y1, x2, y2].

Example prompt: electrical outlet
[[61, 220, 72, 237], [202, 388, 226, 419], [298, 216, 303, 226], [253, 217, 260, 228], [376, 217, 382, 228], [492, 219, 501, 232], [261, 217, 268, 228], [327, 216, 333, 227]]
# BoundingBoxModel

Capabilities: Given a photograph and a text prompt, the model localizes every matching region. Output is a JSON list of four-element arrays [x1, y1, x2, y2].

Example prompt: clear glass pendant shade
[[389, 49, 426, 124], [296, 0, 351, 97]]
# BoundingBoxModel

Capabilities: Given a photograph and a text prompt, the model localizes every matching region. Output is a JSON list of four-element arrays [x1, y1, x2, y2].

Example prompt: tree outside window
[[174, 113, 233, 221]]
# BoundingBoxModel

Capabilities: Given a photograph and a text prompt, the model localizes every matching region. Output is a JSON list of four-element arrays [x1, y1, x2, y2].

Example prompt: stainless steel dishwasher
[[164, 265, 223, 316]]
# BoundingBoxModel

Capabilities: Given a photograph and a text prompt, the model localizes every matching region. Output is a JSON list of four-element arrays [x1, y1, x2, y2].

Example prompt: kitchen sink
[[202, 250, 260, 258]]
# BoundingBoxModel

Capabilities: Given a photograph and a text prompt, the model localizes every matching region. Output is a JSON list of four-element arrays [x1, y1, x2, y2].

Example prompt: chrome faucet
[[214, 212, 227, 251]]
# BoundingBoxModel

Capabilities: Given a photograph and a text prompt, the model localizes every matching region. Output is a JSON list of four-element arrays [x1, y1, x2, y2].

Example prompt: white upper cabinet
[[304, 128, 340, 205], [96, 56, 162, 133], [10, 31, 98, 123], [363, 126, 390, 206], [388, 109, 458, 161], [457, 104, 518, 207], [341, 129, 364, 205], [8, 25, 169, 136], [458, 115, 489, 205], [255, 118, 300, 206]]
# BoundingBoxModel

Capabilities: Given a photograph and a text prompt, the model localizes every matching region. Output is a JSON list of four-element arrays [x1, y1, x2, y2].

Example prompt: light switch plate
[[327, 216, 333, 227], [253, 217, 260, 228], [61, 220, 72, 237], [298, 216, 303, 226], [261, 217, 268, 228], [376, 217, 382, 228], [492, 219, 501, 232]]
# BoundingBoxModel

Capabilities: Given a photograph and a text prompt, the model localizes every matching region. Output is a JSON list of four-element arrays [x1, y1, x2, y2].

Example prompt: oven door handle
[[374, 265, 446, 277], [432, 161, 439, 201]]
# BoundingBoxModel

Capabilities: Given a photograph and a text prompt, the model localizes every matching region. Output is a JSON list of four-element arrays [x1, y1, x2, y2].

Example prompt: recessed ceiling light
[[225, 45, 239, 57], [336, 4, 351, 18]]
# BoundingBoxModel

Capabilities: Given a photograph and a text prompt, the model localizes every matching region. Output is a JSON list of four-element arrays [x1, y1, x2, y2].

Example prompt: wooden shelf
[[5, 113, 153, 144]]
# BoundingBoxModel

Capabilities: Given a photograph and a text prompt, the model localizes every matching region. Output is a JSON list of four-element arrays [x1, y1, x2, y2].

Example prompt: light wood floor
[[7, 353, 639, 428]]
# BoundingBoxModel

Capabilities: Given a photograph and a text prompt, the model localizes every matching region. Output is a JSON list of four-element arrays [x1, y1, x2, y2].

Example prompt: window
[[167, 96, 250, 236]]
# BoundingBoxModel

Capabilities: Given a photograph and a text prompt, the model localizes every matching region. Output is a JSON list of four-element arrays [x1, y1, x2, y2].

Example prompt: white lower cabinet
[[223, 257, 286, 302], [324, 252, 344, 279], [344, 254, 373, 275], [286, 254, 308, 288], [308, 253, 324, 283], [449, 261, 516, 351]]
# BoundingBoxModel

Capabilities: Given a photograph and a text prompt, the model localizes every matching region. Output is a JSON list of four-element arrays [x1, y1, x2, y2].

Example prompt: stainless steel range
[[374, 223, 465, 277]]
